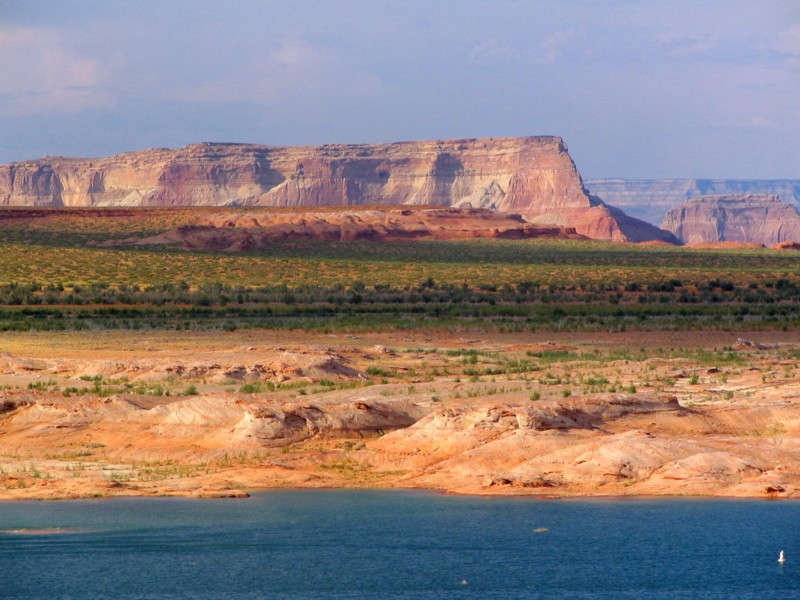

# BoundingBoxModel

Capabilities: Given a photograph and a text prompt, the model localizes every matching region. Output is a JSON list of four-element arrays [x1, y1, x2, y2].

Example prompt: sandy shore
[[1, 329, 799, 500]]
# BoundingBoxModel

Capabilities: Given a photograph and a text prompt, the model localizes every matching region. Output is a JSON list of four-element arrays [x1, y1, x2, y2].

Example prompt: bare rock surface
[[0, 137, 675, 243], [662, 194, 800, 245], [1, 330, 799, 499], [92, 206, 588, 250]]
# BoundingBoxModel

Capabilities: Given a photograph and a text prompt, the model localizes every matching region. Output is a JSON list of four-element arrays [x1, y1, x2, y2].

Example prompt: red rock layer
[[91, 207, 589, 251]]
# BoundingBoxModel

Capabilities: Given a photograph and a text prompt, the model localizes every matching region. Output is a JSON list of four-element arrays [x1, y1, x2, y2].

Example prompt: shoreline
[[2, 328, 799, 503], [2, 484, 799, 503]]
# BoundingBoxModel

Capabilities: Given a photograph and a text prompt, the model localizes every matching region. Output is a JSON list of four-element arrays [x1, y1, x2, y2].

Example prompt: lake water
[[1, 490, 799, 599]]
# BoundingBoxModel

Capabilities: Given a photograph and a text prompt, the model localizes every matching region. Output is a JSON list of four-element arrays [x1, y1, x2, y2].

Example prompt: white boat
[[779, 550, 786, 563]]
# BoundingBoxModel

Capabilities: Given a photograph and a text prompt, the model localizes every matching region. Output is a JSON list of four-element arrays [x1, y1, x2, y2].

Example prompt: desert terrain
[[0, 201, 798, 501], [1, 327, 799, 500]]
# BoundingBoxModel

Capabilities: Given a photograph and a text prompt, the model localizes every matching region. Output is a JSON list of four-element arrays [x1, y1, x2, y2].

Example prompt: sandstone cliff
[[586, 178, 800, 226], [661, 194, 800, 245], [0, 137, 675, 242]]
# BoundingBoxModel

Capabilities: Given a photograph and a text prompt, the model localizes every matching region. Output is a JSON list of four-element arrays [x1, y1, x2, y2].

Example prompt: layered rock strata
[[0, 138, 675, 242], [92, 207, 588, 251], [586, 178, 800, 226], [661, 194, 800, 245]]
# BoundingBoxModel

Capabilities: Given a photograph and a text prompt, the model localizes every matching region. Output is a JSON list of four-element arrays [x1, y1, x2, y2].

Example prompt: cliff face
[[586, 179, 800, 226], [0, 137, 675, 242], [661, 194, 800, 245]]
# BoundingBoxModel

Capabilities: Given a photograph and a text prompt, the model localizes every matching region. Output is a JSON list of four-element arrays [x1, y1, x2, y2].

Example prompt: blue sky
[[1, 0, 798, 178]]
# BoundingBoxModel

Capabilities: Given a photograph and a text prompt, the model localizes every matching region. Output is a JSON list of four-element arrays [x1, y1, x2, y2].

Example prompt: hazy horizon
[[1, 1, 798, 180]]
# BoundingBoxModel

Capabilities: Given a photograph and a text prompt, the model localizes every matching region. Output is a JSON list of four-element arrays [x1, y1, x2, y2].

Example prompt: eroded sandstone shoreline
[[1, 329, 798, 501]]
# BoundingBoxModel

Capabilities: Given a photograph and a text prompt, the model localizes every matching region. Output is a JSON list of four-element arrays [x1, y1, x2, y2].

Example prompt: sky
[[0, 0, 798, 179]]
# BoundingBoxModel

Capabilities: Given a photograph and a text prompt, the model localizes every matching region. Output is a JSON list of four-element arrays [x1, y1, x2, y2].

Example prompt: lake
[[1, 490, 799, 598]]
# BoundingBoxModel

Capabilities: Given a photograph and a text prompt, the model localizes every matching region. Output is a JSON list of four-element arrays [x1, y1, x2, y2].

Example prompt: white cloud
[[532, 31, 574, 65], [775, 23, 800, 56], [467, 39, 516, 64], [669, 38, 714, 59], [0, 25, 113, 116], [269, 39, 321, 68], [774, 23, 800, 69], [165, 35, 388, 111], [746, 115, 777, 128]]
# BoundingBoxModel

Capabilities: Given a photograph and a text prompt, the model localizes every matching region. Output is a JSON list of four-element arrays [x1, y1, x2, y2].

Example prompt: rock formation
[[2, 330, 800, 500], [661, 194, 800, 245], [586, 178, 800, 226], [92, 207, 588, 251], [0, 137, 676, 242]]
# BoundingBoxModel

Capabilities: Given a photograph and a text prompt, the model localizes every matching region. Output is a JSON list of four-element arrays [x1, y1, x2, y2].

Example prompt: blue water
[[1, 491, 799, 599]]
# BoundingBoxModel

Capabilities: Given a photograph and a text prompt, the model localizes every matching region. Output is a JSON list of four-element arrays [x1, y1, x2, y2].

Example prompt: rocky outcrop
[[232, 399, 424, 445], [586, 179, 800, 226], [661, 194, 800, 245], [364, 389, 800, 497], [92, 207, 588, 251], [0, 138, 676, 242], [2, 329, 800, 500]]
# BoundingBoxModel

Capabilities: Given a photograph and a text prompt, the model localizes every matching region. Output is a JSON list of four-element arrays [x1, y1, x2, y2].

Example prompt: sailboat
[[779, 550, 786, 563]]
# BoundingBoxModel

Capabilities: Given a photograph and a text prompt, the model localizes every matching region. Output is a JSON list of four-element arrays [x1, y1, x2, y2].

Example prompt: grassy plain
[[0, 207, 799, 332]]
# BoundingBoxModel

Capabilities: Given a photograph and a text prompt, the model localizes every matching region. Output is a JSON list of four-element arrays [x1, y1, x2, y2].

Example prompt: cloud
[[164, 35, 388, 112], [660, 34, 715, 59], [532, 31, 574, 65], [467, 30, 583, 68], [467, 39, 516, 64], [269, 38, 321, 68], [746, 115, 777, 128], [0, 25, 112, 116], [775, 23, 800, 56], [775, 23, 800, 68]]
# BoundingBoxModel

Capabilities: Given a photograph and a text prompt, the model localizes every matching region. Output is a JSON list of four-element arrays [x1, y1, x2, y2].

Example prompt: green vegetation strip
[[1, 212, 799, 332]]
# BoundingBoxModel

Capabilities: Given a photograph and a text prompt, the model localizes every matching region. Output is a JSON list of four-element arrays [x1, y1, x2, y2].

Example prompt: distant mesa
[[0, 137, 676, 244], [661, 194, 800, 247], [586, 179, 800, 227]]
